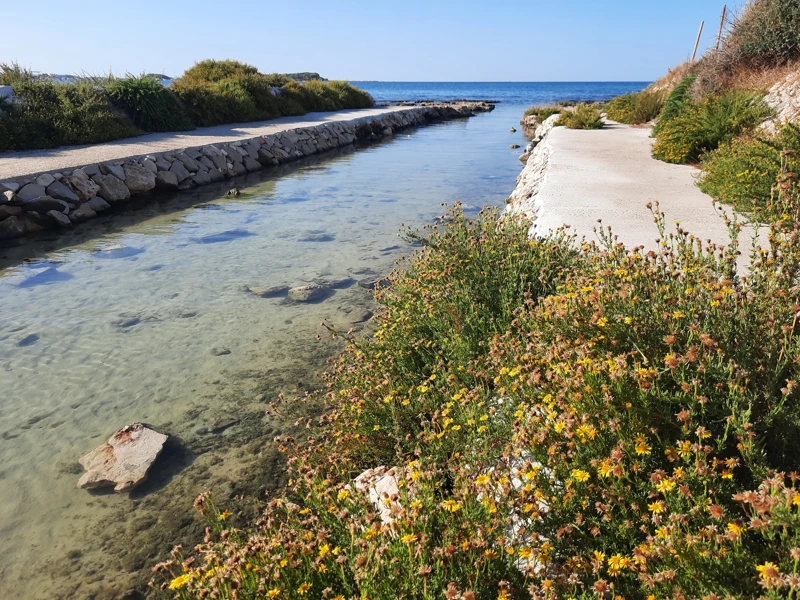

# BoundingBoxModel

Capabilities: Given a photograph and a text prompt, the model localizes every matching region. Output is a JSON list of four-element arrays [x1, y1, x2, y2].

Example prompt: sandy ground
[[533, 122, 762, 263], [0, 106, 414, 179]]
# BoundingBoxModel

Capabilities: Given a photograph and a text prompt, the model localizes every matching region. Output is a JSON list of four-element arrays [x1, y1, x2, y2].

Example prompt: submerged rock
[[288, 284, 330, 303], [77, 423, 168, 493]]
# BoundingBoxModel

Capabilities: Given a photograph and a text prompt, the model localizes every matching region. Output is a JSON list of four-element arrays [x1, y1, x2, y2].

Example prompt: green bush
[[653, 74, 697, 135], [699, 122, 800, 217], [523, 105, 563, 121], [652, 90, 771, 164], [557, 103, 604, 129], [606, 90, 666, 124], [727, 0, 800, 65], [157, 176, 800, 599], [106, 75, 194, 132]]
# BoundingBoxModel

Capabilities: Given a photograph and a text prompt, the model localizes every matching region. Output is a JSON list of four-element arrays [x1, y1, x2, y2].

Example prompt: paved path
[[533, 122, 759, 262], [0, 106, 415, 179]]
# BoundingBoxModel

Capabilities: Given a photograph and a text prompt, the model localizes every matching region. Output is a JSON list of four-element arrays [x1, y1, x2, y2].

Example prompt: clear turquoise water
[[0, 84, 644, 598]]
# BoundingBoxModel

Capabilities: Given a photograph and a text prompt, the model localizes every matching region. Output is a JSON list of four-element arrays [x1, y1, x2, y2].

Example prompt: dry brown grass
[[647, 61, 695, 93]]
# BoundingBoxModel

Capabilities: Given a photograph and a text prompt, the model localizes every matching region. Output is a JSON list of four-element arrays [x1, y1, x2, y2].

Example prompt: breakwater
[[0, 102, 493, 243]]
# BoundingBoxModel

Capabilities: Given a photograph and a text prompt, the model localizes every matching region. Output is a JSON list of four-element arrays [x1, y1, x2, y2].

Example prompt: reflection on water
[[0, 104, 528, 598]]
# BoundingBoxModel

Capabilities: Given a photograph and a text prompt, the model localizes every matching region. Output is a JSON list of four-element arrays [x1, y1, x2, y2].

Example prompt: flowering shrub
[[606, 91, 666, 125], [558, 105, 604, 130], [699, 123, 800, 218], [156, 182, 800, 599]]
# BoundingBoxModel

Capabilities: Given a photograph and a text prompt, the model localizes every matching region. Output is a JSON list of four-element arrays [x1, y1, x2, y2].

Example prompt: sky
[[2, 0, 737, 81]]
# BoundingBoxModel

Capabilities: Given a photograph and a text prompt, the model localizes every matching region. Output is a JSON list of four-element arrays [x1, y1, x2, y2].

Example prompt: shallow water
[[0, 104, 537, 598]]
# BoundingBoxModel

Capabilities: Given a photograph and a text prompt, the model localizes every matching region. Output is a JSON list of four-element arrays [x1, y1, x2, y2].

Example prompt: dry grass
[[647, 61, 694, 93]]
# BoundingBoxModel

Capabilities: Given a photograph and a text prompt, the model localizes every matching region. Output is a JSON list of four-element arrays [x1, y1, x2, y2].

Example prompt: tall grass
[[606, 90, 666, 124], [557, 103, 604, 129]]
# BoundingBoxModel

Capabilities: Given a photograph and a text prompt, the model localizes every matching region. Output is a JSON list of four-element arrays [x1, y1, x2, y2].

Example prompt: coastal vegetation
[[157, 162, 800, 597], [0, 60, 373, 151], [557, 104, 604, 130], [605, 90, 665, 125]]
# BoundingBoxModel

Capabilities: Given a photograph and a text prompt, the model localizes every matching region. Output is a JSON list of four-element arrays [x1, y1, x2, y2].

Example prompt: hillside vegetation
[[0, 60, 373, 151]]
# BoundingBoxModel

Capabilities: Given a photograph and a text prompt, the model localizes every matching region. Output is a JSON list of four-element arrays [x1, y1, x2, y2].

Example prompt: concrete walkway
[[532, 122, 759, 257], [0, 106, 415, 179]]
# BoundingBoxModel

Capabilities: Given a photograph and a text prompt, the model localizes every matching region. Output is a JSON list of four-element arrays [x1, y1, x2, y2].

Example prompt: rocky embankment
[[503, 113, 560, 224], [0, 102, 493, 243]]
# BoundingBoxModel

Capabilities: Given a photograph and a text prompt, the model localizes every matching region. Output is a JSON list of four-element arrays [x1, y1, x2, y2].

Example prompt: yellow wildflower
[[169, 574, 191, 590]]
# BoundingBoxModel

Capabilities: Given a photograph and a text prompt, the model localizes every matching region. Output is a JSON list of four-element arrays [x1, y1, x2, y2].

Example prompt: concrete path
[[533, 122, 760, 258], [0, 106, 414, 179]]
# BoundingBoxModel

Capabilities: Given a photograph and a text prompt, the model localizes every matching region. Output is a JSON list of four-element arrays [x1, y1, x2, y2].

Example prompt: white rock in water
[[77, 423, 167, 493]]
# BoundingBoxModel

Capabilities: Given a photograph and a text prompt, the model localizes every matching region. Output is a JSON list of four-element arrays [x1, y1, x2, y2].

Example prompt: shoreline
[[0, 102, 493, 244]]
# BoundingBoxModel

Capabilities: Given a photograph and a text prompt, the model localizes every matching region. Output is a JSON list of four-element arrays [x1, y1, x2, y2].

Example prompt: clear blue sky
[[2, 0, 732, 81]]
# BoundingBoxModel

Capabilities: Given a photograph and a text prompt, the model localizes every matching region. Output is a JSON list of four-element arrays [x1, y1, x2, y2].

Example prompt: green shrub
[[157, 176, 800, 599], [727, 0, 800, 65], [557, 103, 604, 129], [652, 90, 771, 164], [653, 74, 697, 135], [328, 80, 374, 109], [699, 122, 800, 217], [606, 90, 666, 124], [106, 75, 194, 132], [523, 105, 562, 121]]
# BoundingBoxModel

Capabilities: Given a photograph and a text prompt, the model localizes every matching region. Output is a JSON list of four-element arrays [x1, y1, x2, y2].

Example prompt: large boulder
[[63, 175, 100, 202], [288, 284, 330, 303], [87, 197, 111, 213], [45, 181, 80, 203], [123, 161, 156, 194], [17, 183, 46, 202], [69, 203, 97, 222], [77, 423, 168, 493], [92, 174, 131, 202], [0, 216, 26, 240], [155, 170, 179, 189], [23, 196, 69, 214]]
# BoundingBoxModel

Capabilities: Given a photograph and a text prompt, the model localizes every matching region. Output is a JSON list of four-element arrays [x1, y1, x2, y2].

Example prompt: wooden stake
[[691, 20, 705, 62], [716, 5, 727, 50]]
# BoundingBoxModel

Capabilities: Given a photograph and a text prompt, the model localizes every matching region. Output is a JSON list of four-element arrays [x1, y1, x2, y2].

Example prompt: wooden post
[[691, 20, 705, 62], [716, 5, 727, 50]]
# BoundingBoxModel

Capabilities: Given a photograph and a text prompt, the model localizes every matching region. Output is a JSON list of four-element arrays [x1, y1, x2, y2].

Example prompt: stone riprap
[[0, 102, 493, 243]]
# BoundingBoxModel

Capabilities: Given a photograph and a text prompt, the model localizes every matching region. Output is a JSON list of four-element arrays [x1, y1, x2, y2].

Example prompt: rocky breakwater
[[0, 102, 494, 244], [503, 113, 561, 225]]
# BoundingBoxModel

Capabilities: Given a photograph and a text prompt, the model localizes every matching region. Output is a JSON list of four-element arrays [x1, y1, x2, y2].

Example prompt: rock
[[168, 160, 192, 183], [81, 164, 100, 177], [69, 204, 97, 222], [346, 308, 373, 324], [141, 158, 158, 174], [17, 183, 46, 202], [210, 414, 239, 434], [155, 170, 179, 189], [0, 216, 26, 240], [382, 128, 392, 136], [510, 127, 517, 133], [175, 152, 200, 172], [192, 170, 212, 185], [154, 156, 172, 171], [47, 210, 72, 228], [0, 205, 22, 219], [63, 175, 100, 202], [243, 157, 261, 172], [17, 333, 40, 347], [45, 181, 80, 203], [244, 284, 289, 298], [20, 213, 47, 233], [87, 197, 111, 212], [0, 181, 20, 193], [93, 174, 131, 202], [123, 162, 156, 194], [35, 173, 56, 187], [2, 190, 24, 206], [358, 275, 391, 290], [101, 163, 126, 180], [288, 284, 330, 303], [510, 144, 521, 149], [226, 188, 240, 197], [210, 347, 231, 356], [23, 196, 70, 214], [77, 423, 168, 493], [352, 466, 402, 525]]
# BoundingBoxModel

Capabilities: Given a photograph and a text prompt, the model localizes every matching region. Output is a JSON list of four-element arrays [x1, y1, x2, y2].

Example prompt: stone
[[288, 284, 330, 303], [141, 158, 158, 174], [82, 164, 100, 177], [77, 423, 168, 493], [70, 168, 89, 181], [63, 175, 100, 202], [45, 181, 80, 203], [17, 183, 47, 202], [168, 160, 192, 183], [23, 196, 70, 214], [155, 170, 179, 189], [122, 161, 156, 194], [2, 190, 24, 206], [47, 210, 72, 228], [87, 197, 111, 212], [92, 174, 131, 202], [352, 466, 402, 525], [230, 161, 248, 176], [210, 347, 231, 356], [35, 173, 56, 187], [0, 205, 22, 219], [243, 157, 261, 172], [192, 171, 212, 185], [69, 204, 97, 222], [154, 156, 172, 171], [0, 181, 20, 193], [0, 86, 13, 99], [101, 163, 126, 180], [184, 148, 202, 160], [198, 156, 215, 171], [210, 414, 239, 434], [244, 284, 289, 298], [210, 154, 228, 171], [0, 216, 26, 240], [20, 213, 47, 233], [510, 144, 521, 149], [207, 168, 225, 183], [358, 275, 391, 290], [175, 152, 200, 172]]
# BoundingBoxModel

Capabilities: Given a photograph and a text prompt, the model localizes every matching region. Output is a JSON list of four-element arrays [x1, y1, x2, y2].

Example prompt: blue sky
[[3, 0, 733, 81]]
